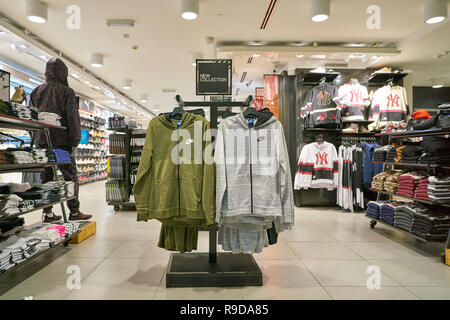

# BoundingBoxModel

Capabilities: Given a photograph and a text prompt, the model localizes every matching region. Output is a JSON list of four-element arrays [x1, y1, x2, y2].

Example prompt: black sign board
[[196, 59, 232, 95]]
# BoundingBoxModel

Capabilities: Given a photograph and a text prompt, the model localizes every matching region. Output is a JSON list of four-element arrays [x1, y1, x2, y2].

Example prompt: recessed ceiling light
[[106, 19, 135, 27], [252, 53, 261, 57], [20, 44, 28, 49], [122, 79, 132, 90], [424, 0, 447, 24], [310, 0, 330, 22], [296, 54, 305, 58], [140, 94, 149, 103], [11, 44, 16, 50], [71, 73, 80, 79], [180, 0, 199, 20], [0, 31, 5, 35], [311, 54, 326, 59], [431, 78, 444, 88], [90, 53, 103, 68], [432, 84, 444, 88], [26, 0, 48, 24]]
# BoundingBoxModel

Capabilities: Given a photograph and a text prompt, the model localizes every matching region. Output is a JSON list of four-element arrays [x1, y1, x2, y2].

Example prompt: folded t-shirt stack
[[38, 112, 61, 126], [380, 202, 401, 225], [394, 202, 430, 232], [396, 171, 429, 198], [401, 145, 424, 164], [6, 103, 39, 121], [371, 171, 390, 191], [418, 152, 450, 165], [373, 146, 394, 163], [383, 170, 405, 194], [0, 194, 23, 217], [366, 201, 382, 219], [385, 146, 399, 163], [6, 149, 34, 164], [411, 209, 450, 241], [32, 149, 51, 163], [0, 249, 14, 272], [414, 176, 450, 203]]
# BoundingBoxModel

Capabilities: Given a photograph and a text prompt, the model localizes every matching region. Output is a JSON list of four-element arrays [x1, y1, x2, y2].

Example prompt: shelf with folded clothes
[[375, 128, 450, 138], [364, 215, 443, 243], [0, 162, 72, 174], [369, 188, 450, 208], [366, 72, 408, 86], [0, 114, 66, 131], [372, 162, 450, 170], [0, 196, 76, 222], [0, 227, 81, 276]]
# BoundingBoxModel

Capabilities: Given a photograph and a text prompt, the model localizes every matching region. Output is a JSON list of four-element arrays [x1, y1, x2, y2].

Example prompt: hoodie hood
[[159, 111, 198, 129], [45, 58, 69, 86], [235, 111, 277, 129]]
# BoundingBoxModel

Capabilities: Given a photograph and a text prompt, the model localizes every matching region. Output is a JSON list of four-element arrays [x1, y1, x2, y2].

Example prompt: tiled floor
[[1, 181, 450, 300]]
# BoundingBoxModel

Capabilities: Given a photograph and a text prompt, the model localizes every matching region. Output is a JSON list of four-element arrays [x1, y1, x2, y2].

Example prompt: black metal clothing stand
[[165, 99, 263, 287]]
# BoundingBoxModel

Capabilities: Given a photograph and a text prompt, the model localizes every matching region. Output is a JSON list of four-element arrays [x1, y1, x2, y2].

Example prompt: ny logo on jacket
[[315, 151, 328, 165]]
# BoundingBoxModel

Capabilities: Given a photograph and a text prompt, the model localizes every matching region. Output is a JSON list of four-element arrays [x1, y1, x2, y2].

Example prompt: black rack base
[[166, 252, 262, 288]]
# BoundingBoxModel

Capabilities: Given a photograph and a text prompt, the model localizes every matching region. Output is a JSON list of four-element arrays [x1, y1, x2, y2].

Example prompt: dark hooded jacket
[[30, 58, 81, 148]]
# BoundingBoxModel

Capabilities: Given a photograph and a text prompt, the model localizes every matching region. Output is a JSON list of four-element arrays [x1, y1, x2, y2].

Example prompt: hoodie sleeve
[[278, 124, 295, 230], [214, 122, 226, 226], [65, 89, 81, 147], [134, 122, 154, 221], [201, 118, 216, 227], [294, 144, 312, 190]]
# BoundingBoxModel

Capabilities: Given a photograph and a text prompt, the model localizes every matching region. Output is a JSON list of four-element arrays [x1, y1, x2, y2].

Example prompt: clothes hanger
[[170, 95, 185, 120], [315, 134, 324, 144], [243, 95, 259, 118], [317, 77, 326, 86]]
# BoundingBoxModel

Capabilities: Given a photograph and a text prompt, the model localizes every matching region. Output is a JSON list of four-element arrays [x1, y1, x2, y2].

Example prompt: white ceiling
[[0, 0, 449, 116]]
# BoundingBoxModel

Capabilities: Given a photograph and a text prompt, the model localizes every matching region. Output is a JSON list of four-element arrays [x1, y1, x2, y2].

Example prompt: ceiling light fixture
[[296, 54, 304, 58], [311, 54, 326, 59], [431, 78, 444, 88], [90, 53, 103, 68], [11, 44, 16, 51], [0, 31, 5, 35], [122, 79, 132, 90], [140, 94, 149, 103], [106, 19, 135, 27], [252, 53, 261, 57], [424, 0, 447, 24], [310, 0, 330, 22], [180, 0, 199, 20], [189, 52, 203, 66], [25, 0, 48, 24]]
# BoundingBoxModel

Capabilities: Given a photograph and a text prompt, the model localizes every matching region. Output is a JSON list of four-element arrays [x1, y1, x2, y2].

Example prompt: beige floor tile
[[344, 242, 429, 260], [82, 258, 166, 286], [23, 257, 103, 285], [320, 226, 394, 242], [290, 242, 363, 260], [256, 259, 321, 287], [406, 287, 450, 300], [324, 286, 419, 300], [302, 260, 400, 287], [0, 283, 72, 300], [254, 238, 297, 260], [108, 240, 171, 260], [368, 259, 450, 286], [64, 284, 157, 300], [280, 227, 337, 242], [242, 285, 331, 300], [92, 227, 135, 241], [127, 228, 162, 241], [155, 285, 243, 300], [64, 239, 122, 258]]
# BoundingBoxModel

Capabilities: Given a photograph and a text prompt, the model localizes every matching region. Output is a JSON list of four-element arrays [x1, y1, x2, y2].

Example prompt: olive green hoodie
[[134, 112, 215, 228]]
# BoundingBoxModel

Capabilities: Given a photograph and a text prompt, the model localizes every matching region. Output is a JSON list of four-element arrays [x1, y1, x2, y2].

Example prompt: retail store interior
[[0, 0, 450, 301]]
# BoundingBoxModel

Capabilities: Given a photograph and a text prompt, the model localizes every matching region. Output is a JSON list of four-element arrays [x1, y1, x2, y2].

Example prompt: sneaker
[[43, 214, 62, 223], [359, 125, 371, 133], [69, 211, 92, 221]]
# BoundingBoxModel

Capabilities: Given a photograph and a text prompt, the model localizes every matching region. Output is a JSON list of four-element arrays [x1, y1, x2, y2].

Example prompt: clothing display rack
[[0, 114, 80, 277], [165, 95, 263, 288], [368, 128, 450, 263], [106, 125, 135, 211]]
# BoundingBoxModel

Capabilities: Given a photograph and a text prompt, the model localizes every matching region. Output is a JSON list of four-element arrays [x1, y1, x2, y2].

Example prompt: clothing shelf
[[0, 114, 66, 131], [375, 128, 450, 138], [372, 162, 450, 170], [0, 162, 72, 174], [369, 188, 450, 208], [366, 72, 408, 86], [365, 215, 443, 243], [0, 196, 76, 222]]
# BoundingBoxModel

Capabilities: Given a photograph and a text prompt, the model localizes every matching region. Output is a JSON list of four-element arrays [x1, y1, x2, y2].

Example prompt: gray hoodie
[[215, 112, 295, 232]]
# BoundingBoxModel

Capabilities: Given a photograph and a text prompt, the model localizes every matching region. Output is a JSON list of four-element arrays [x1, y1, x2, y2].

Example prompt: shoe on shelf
[[69, 211, 92, 221], [342, 123, 358, 133], [43, 213, 62, 223], [359, 125, 371, 133]]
